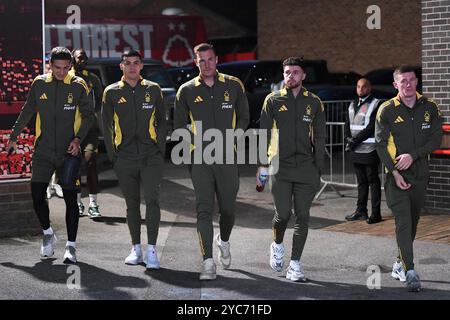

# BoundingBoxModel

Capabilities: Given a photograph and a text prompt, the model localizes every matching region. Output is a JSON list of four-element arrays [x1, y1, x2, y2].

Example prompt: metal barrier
[[315, 121, 355, 200], [323, 100, 352, 123], [316, 100, 385, 200]]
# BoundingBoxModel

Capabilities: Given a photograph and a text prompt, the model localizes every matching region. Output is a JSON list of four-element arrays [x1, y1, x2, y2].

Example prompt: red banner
[[45, 16, 207, 67]]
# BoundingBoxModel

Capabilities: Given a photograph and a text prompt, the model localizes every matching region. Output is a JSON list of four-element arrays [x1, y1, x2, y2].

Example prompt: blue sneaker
[[406, 270, 421, 292]]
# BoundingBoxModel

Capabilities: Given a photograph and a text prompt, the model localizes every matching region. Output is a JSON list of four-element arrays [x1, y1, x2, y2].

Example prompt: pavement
[[0, 158, 449, 302]]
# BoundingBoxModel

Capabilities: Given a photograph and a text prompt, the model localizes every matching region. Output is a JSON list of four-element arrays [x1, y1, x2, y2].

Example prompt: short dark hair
[[282, 57, 304, 69], [193, 43, 215, 55], [72, 48, 88, 63], [72, 48, 87, 57], [121, 49, 142, 61], [49, 47, 72, 63], [393, 65, 417, 80]]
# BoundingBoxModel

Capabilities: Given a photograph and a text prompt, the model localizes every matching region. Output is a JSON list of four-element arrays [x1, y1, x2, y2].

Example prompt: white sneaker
[[199, 258, 216, 280], [146, 245, 160, 269], [270, 241, 284, 272], [392, 260, 406, 282], [286, 260, 307, 282], [40, 233, 57, 258], [46, 187, 53, 199], [124, 246, 143, 265], [53, 184, 64, 198], [63, 245, 77, 264], [78, 202, 85, 216], [88, 204, 101, 218], [215, 234, 231, 269]]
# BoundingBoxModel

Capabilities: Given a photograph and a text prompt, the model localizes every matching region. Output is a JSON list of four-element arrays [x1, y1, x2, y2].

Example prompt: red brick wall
[[0, 182, 41, 237], [258, 0, 421, 75]]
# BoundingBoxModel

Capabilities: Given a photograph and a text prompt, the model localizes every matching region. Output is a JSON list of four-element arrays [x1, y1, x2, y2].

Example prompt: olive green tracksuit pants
[[272, 160, 321, 261], [385, 174, 427, 271], [191, 164, 239, 260], [114, 157, 162, 245]]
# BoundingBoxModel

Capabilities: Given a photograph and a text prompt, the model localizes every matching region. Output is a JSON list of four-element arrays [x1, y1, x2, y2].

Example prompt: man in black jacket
[[344, 78, 382, 224]]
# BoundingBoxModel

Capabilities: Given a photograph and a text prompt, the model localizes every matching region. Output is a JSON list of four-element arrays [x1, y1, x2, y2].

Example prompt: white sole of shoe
[[286, 273, 307, 282], [125, 259, 143, 265], [270, 262, 283, 272], [146, 263, 160, 269], [391, 272, 406, 282], [199, 273, 217, 280], [40, 252, 54, 258], [63, 257, 77, 264]]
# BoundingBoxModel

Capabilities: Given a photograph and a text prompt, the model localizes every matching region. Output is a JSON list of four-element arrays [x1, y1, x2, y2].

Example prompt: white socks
[[43, 226, 54, 235], [89, 194, 97, 206], [77, 193, 98, 206], [66, 241, 76, 248]]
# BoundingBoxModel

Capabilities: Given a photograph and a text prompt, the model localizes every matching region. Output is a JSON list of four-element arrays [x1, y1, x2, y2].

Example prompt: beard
[[285, 80, 301, 89]]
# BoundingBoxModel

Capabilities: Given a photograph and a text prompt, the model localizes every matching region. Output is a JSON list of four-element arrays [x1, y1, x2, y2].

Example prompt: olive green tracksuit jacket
[[174, 72, 250, 156], [260, 87, 326, 178], [375, 92, 443, 271], [71, 68, 103, 111], [70, 68, 104, 144], [102, 77, 167, 164], [10, 73, 94, 165], [174, 72, 249, 259], [260, 86, 326, 261]]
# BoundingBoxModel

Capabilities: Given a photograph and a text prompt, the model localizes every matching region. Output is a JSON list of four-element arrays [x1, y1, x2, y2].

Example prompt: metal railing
[[315, 100, 385, 200]]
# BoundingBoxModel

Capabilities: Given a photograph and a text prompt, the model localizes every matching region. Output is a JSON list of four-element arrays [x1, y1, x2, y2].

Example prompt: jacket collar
[[119, 76, 144, 88], [194, 70, 225, 87]]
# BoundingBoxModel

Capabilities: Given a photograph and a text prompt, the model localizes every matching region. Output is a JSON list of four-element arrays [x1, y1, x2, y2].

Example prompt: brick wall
[[258, 0, 421, 74], [422, 0, 450, 123], [426, 155, 450, 214], [0, 182, 41, 237], [422, 0, 450, 214]]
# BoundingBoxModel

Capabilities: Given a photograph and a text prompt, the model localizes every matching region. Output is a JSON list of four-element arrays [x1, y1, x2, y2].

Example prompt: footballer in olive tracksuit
[[70, 63, 103, 216], [102, 76, 166, 247], [260, 86, 326, 262], [174, 71, 249, 262], [70, 67, 103, 153], [9, 70, 94, 242], [375, 92, 443, 272]]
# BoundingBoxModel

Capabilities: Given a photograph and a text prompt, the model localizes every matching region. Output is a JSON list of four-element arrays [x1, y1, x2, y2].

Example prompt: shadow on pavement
[[145, 267, 450, 300], [1, 260, 148, 299]]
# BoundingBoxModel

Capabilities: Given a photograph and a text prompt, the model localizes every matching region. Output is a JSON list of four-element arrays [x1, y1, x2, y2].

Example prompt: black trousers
[[31, 182, 79, 242], [353, 162, 381, 217]]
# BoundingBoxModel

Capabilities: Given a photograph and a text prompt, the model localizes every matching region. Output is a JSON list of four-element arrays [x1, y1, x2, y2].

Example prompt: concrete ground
[[0, 159, 449, 302]]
